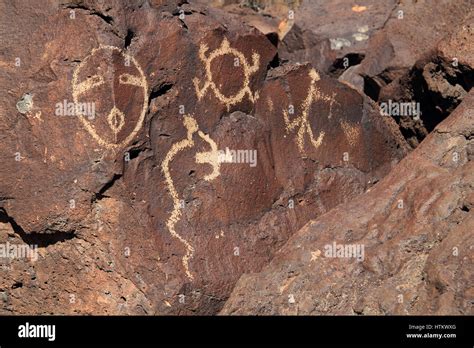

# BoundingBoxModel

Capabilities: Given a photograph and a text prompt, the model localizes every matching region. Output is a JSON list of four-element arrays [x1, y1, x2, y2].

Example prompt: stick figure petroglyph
[[161, 115, 221, 280], [193, 38, 260, 110], [283, 69, 337, 154], [72, 45, 148, 149]]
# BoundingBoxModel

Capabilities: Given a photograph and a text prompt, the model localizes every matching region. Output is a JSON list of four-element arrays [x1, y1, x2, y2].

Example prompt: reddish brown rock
[[198, 1, 474, 151], [376, 11, 474, 147], [0, 0, 408, 315], [221, 91, 474, 315], [191, 1, 397, 73], [354, 0, 472, 81], [279, 0, 397, 73], [342, 0, 473, 122]]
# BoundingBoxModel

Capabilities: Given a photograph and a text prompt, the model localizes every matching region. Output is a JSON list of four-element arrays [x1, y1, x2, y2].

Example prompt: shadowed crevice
[[0, 208, 76, 248]]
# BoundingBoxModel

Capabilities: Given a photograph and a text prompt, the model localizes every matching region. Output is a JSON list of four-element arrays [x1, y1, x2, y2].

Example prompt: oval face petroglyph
[[72, 45, 148, 149]]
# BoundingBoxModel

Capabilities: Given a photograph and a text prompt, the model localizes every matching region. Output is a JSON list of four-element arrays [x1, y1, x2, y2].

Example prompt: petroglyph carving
[[339, 119, 361, 147], [161, 115, 221, 280], [283, 69, 337, 154], [72, 45, 148, 149], [193, 38, 260, 110]]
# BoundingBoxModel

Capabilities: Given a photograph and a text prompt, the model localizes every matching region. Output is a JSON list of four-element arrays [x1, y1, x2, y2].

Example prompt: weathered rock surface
[[0, 0, 407, 314], [0, 0, 471, 316], [192, 0, 398, 73], [222, 91, 474, 315], [279, 0, 397, 73], [352, 0, 473, 85], [198, 0, 474, 148], [376, 11, 474, 147]]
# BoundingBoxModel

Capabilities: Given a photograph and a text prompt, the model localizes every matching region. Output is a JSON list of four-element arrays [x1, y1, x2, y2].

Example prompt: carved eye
[[75, 74, 105, 96], [119, 73, 143, 87], [87, 74, 104, 86]]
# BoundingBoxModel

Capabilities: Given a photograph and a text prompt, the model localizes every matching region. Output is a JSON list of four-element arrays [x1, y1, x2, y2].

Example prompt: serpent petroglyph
[[161, 115, 221, 280], [193, 38, 260, 110]]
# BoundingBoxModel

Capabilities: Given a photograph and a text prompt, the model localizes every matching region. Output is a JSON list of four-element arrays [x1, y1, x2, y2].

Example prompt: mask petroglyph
[[72, 45, 148, 149], [193, 38, 260, 110]]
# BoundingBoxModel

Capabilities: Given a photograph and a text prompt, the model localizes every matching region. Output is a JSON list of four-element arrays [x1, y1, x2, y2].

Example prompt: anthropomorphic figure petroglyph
[[161, 115, 221, 280], [283, 69, 337, 154], [72, 45, 148, 149], [193, 38, 260, 111]]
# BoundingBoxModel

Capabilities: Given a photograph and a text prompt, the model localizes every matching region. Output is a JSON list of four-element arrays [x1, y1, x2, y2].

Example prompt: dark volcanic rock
[[221, 91, 474, 315], [279, 0, 398, 73], [377, 12, 474, 147], [355, 0, 473, 81], [200, 1, 474, 150], [0, 0, 408, 314]]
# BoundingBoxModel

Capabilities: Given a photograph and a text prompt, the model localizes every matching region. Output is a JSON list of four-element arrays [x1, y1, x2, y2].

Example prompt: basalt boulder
[[1, 0, 409, 315], [222, 91, 474, 315]]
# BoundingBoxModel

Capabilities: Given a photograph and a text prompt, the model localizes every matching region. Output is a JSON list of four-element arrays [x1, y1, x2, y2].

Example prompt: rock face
[[222, 91, 474, 315], [376, 11, 474, 147], [0, 0, 471, 316], [0, 0, 407, 315], [279, 0, 397, 73], [192, 0, 474, 145]]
